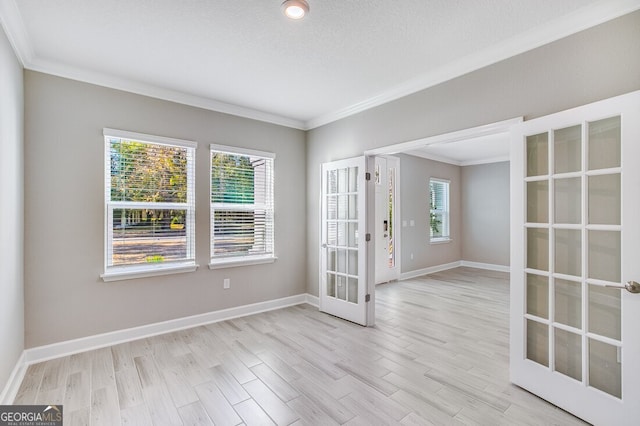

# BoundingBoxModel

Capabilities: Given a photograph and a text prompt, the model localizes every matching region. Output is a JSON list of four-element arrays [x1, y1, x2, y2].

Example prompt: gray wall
[[461, 162, 510, 267], [399, 154, 461, 272], [24, 72, 306, 348], [306, 11, 640, 296], [0, 26, 24, 392]]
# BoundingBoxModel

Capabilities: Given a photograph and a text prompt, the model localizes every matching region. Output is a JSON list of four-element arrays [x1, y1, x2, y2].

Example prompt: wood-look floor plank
[[243, 378, 300, 425], [141, 384, 183, 426], [233, 398, 276, 426], [250, 363, 300, 403], [194, 380, 243, 426], [209, 364, 250, 405], [64, 371, 90, 413], [286, 394, 340, 426], [91, 385, 122, 426], [120, 404, 153, 426], [177, 401, 215, 426], [290, 376, 354, 424], [11, 268, 590, 426], [114, 367, 144, 409], [111, 342, 135, 372]]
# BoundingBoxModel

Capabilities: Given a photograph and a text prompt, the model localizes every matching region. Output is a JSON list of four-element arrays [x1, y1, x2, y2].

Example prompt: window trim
[[429, 177, 451, 243], [102, 128, 198, 282], [209, 144, 276, 268]]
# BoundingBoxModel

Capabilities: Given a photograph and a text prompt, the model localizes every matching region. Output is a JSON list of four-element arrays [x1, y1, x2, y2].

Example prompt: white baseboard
[[399, 260, 510, 281], [23, 293, 313, 366], [399, 261, 462, 280], [460, 260, 510, 272], [0, 351, 27, 405], [305, 293, 319, 307]]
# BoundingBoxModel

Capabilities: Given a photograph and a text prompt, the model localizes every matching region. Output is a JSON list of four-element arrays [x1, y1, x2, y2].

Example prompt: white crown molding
[[0, 0, 33, 65], [305, 0, 640, 130], [26, 57, 307, 130]]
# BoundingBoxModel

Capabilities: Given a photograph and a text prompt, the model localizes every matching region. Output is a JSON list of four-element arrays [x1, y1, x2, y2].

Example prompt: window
[[210, 144, 275, 268], [429, 178, 450, 242], [102, 129, 197, 281]]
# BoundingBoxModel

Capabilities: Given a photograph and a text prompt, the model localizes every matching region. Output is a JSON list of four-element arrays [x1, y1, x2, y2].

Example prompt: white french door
[[510, 90, 640, 425], [375, 156, 400, 284], [320, 156, 372, 326]]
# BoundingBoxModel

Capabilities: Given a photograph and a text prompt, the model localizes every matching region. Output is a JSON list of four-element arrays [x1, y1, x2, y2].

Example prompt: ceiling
[[0, 0, 637, 132]]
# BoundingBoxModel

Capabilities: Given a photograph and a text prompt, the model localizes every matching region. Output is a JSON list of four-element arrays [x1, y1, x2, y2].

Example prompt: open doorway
[[366, 117, 520, 286]]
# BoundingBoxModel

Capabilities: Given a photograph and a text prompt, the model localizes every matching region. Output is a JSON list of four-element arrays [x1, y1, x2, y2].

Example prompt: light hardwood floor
[[13, 268, 587, 425]]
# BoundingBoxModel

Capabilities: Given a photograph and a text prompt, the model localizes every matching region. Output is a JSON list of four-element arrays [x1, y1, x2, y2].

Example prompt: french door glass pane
[[588, 285, 621, 340], [588, 174, 620, 225], [327, 248, 336, 271], [348, 278, 358, 304], [327, 274, 336, 297], [526, 274, 548, 319], [588, 230, 621, 282], [337, 275, 347, 300], [588, 116, 621, 170], [589, 338, 621, 398], [527, 133, 549, 177], [527, 320, 549, 367], [348, 249, 358, 276], [554, 279, 582, 328], [554, 328, 582, 381], [554, 229, 581, 277], [554, 178, 581, 224], [527, 228, 549, 271], [348, 223, 358, 247], [336, 249, 347, 274], [554, 125, 582, 174], [527, 181, 548, 223]]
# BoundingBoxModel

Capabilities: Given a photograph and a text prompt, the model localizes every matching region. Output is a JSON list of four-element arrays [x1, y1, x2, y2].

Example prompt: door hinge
[[365, 172, 371, 181], [365, 294, 371, 302], [365, 233, 371, 242]]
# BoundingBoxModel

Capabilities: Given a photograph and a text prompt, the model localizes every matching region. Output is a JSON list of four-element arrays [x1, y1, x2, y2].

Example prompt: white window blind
[[430, 178, 450, 241], [210, 144, 275, 266], [103, 129, 196, 279]]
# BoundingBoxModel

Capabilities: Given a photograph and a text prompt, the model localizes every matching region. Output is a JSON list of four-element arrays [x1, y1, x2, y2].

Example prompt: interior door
[[320, 156, 370, 326], [375, 156, 400, 284], [510, 90, 640, 426]]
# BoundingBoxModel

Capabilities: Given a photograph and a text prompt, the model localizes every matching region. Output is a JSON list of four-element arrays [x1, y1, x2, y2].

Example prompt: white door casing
[[510, 90, 640, 426], [320, 156, 373, 326]]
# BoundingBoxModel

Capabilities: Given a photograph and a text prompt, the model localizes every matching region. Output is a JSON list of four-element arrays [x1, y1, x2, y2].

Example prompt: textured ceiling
[[1, 0, 638, 129]]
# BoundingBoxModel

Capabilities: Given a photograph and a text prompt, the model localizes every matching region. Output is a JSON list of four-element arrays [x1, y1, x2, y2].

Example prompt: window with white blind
[[102, 129, 197, 281], [210, 144, 275, 268], [429, 178, 450, 242]]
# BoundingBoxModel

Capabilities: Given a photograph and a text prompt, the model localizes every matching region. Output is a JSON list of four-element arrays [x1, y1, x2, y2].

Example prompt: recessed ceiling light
[[281, 0, 309, 20]]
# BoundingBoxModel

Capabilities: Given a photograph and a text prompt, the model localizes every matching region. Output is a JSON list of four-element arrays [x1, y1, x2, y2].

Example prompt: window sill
[[101, 262, 199, 282], [430, 238, 452, 245], [209, 255, 277, 270]]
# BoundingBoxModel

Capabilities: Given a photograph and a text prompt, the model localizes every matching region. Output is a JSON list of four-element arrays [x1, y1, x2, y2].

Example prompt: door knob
[[604, 281, 640, 293]]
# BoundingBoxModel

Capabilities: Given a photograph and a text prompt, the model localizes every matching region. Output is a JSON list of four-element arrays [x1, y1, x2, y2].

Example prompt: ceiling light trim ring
[[281, 0, 309, 20]]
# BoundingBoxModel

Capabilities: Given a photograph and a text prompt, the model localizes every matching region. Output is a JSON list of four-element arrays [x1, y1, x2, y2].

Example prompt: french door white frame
[[510, 90, 640, 426], [319, 156, 375, 326], [374, 155, 401, 284]]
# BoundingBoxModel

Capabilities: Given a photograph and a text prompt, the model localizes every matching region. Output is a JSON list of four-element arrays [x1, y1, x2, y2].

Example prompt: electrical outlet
[[411, 253, 414, 260], [223, 278, 230, 289]]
